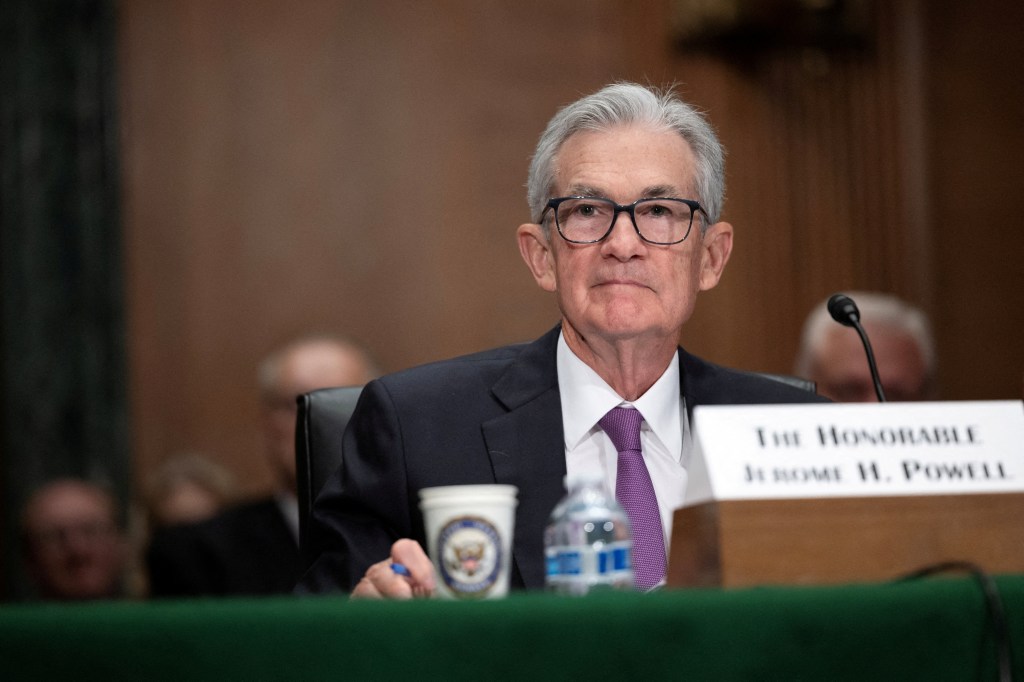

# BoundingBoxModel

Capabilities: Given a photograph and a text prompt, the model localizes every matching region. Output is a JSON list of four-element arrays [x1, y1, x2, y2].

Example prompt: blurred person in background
[[146, 335, 380, 597], [144, 452, 239, 529], [794, 291, 936, 402], [21, 478, 129, 601], [132, 452, 240, 595]]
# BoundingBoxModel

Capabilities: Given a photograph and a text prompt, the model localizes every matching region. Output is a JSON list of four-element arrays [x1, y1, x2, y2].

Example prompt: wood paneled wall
[[671, 2, 932, 370], [119, 0, 1023, 496], [924, 0, 1024, 401]]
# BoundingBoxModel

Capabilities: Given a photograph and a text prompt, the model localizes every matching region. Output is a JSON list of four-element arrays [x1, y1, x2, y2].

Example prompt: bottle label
[[597, 545, 630, 574], [557, 549, 584, 576], [546, 542, 631, 582]]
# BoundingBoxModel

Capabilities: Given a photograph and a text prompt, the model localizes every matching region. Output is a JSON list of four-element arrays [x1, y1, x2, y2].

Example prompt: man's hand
[[351, 539, 436, 599]]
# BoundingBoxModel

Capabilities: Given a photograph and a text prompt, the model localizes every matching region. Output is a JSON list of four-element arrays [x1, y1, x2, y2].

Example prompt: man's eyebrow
[[561, 184, 685, 200], [641, 185, 682, 198]]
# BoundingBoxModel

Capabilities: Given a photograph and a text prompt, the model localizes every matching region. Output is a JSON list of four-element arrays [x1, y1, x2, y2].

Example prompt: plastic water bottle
[[544, 475, 633, 595]]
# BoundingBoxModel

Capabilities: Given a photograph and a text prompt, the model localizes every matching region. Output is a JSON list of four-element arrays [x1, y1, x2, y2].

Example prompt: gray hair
[[526, 82, 726, 231], [794, 291, 936, 379]]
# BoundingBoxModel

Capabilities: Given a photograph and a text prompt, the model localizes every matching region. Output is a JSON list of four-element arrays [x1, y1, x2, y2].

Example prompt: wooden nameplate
[[668, 492, 1024, 588]]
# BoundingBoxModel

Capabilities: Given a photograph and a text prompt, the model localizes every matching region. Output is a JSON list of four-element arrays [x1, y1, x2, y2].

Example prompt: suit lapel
[[482, 326, 565, 590]]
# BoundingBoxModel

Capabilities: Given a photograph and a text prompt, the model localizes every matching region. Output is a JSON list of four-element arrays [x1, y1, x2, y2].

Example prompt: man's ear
[[698, 221, 733, 291], [517, 223, 557, 292]]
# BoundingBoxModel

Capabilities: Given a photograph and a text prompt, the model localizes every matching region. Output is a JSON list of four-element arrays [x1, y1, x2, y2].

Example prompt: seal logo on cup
[[438, 516, 502, 597], [419, 484, 518, 599]]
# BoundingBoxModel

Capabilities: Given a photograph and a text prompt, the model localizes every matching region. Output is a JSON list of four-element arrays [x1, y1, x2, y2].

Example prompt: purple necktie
[[599, 406, 666, 591]]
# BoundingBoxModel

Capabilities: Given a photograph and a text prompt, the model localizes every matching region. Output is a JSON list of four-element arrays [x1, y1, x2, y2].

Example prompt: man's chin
[[586, 319, 664, 343], [598, 306, 660, 335]]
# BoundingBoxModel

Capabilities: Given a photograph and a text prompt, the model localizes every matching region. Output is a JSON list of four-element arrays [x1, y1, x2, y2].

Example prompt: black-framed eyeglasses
[[541, 196, 707, 245]]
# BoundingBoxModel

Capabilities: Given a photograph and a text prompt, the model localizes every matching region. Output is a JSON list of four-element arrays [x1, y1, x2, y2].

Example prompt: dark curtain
[[0, 0, 128, 600]]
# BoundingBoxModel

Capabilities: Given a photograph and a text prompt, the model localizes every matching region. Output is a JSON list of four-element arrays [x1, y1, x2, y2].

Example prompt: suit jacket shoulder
[[680, 349, 828, 410]]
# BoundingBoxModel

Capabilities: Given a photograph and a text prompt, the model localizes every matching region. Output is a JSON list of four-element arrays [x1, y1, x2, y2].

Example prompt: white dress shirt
[[556, 332, 692, 548]]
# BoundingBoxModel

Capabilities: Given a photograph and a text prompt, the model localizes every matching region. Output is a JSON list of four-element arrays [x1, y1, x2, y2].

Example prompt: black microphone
[[826, 293, 888, 402]]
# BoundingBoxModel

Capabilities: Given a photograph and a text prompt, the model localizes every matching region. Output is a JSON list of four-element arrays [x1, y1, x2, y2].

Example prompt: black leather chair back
[[295, 385, 363, 551]]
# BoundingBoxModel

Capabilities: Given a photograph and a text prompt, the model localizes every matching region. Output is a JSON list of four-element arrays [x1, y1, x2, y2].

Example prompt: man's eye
[[644, 203, 674, 218], [575, 203, 598, 216]]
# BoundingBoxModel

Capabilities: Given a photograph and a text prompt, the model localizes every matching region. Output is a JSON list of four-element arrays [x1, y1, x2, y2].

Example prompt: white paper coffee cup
[[418, 484, 518, 599]]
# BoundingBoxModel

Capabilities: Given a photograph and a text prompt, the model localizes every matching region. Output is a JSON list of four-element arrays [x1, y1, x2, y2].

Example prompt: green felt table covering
[[1, 575, 1021, 680]]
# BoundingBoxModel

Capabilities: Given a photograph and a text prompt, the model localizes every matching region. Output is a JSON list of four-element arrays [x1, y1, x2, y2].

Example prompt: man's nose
[[601, 211, 644, 256]]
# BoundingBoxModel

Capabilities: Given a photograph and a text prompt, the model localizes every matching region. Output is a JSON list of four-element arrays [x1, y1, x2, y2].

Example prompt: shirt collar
[[557, 331, 683, 459]]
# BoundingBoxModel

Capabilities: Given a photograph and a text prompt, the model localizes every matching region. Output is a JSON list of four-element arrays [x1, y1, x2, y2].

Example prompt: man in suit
[[298, 83, 827, 598], [146, 335, 379, 597]]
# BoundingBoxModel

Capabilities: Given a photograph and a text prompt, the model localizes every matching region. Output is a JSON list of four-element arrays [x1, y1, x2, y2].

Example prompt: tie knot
[[599, 406, 643, 453]]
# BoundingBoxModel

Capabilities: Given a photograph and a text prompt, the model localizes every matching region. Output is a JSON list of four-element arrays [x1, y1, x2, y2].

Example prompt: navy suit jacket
[[298, 325, 826, 593]]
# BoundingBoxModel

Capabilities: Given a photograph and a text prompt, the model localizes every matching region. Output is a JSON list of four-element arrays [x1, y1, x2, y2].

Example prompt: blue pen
[[391, 562, 411, 577]]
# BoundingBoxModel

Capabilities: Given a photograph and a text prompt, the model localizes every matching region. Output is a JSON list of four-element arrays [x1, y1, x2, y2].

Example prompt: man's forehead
[[28, 484, 114, 521]]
